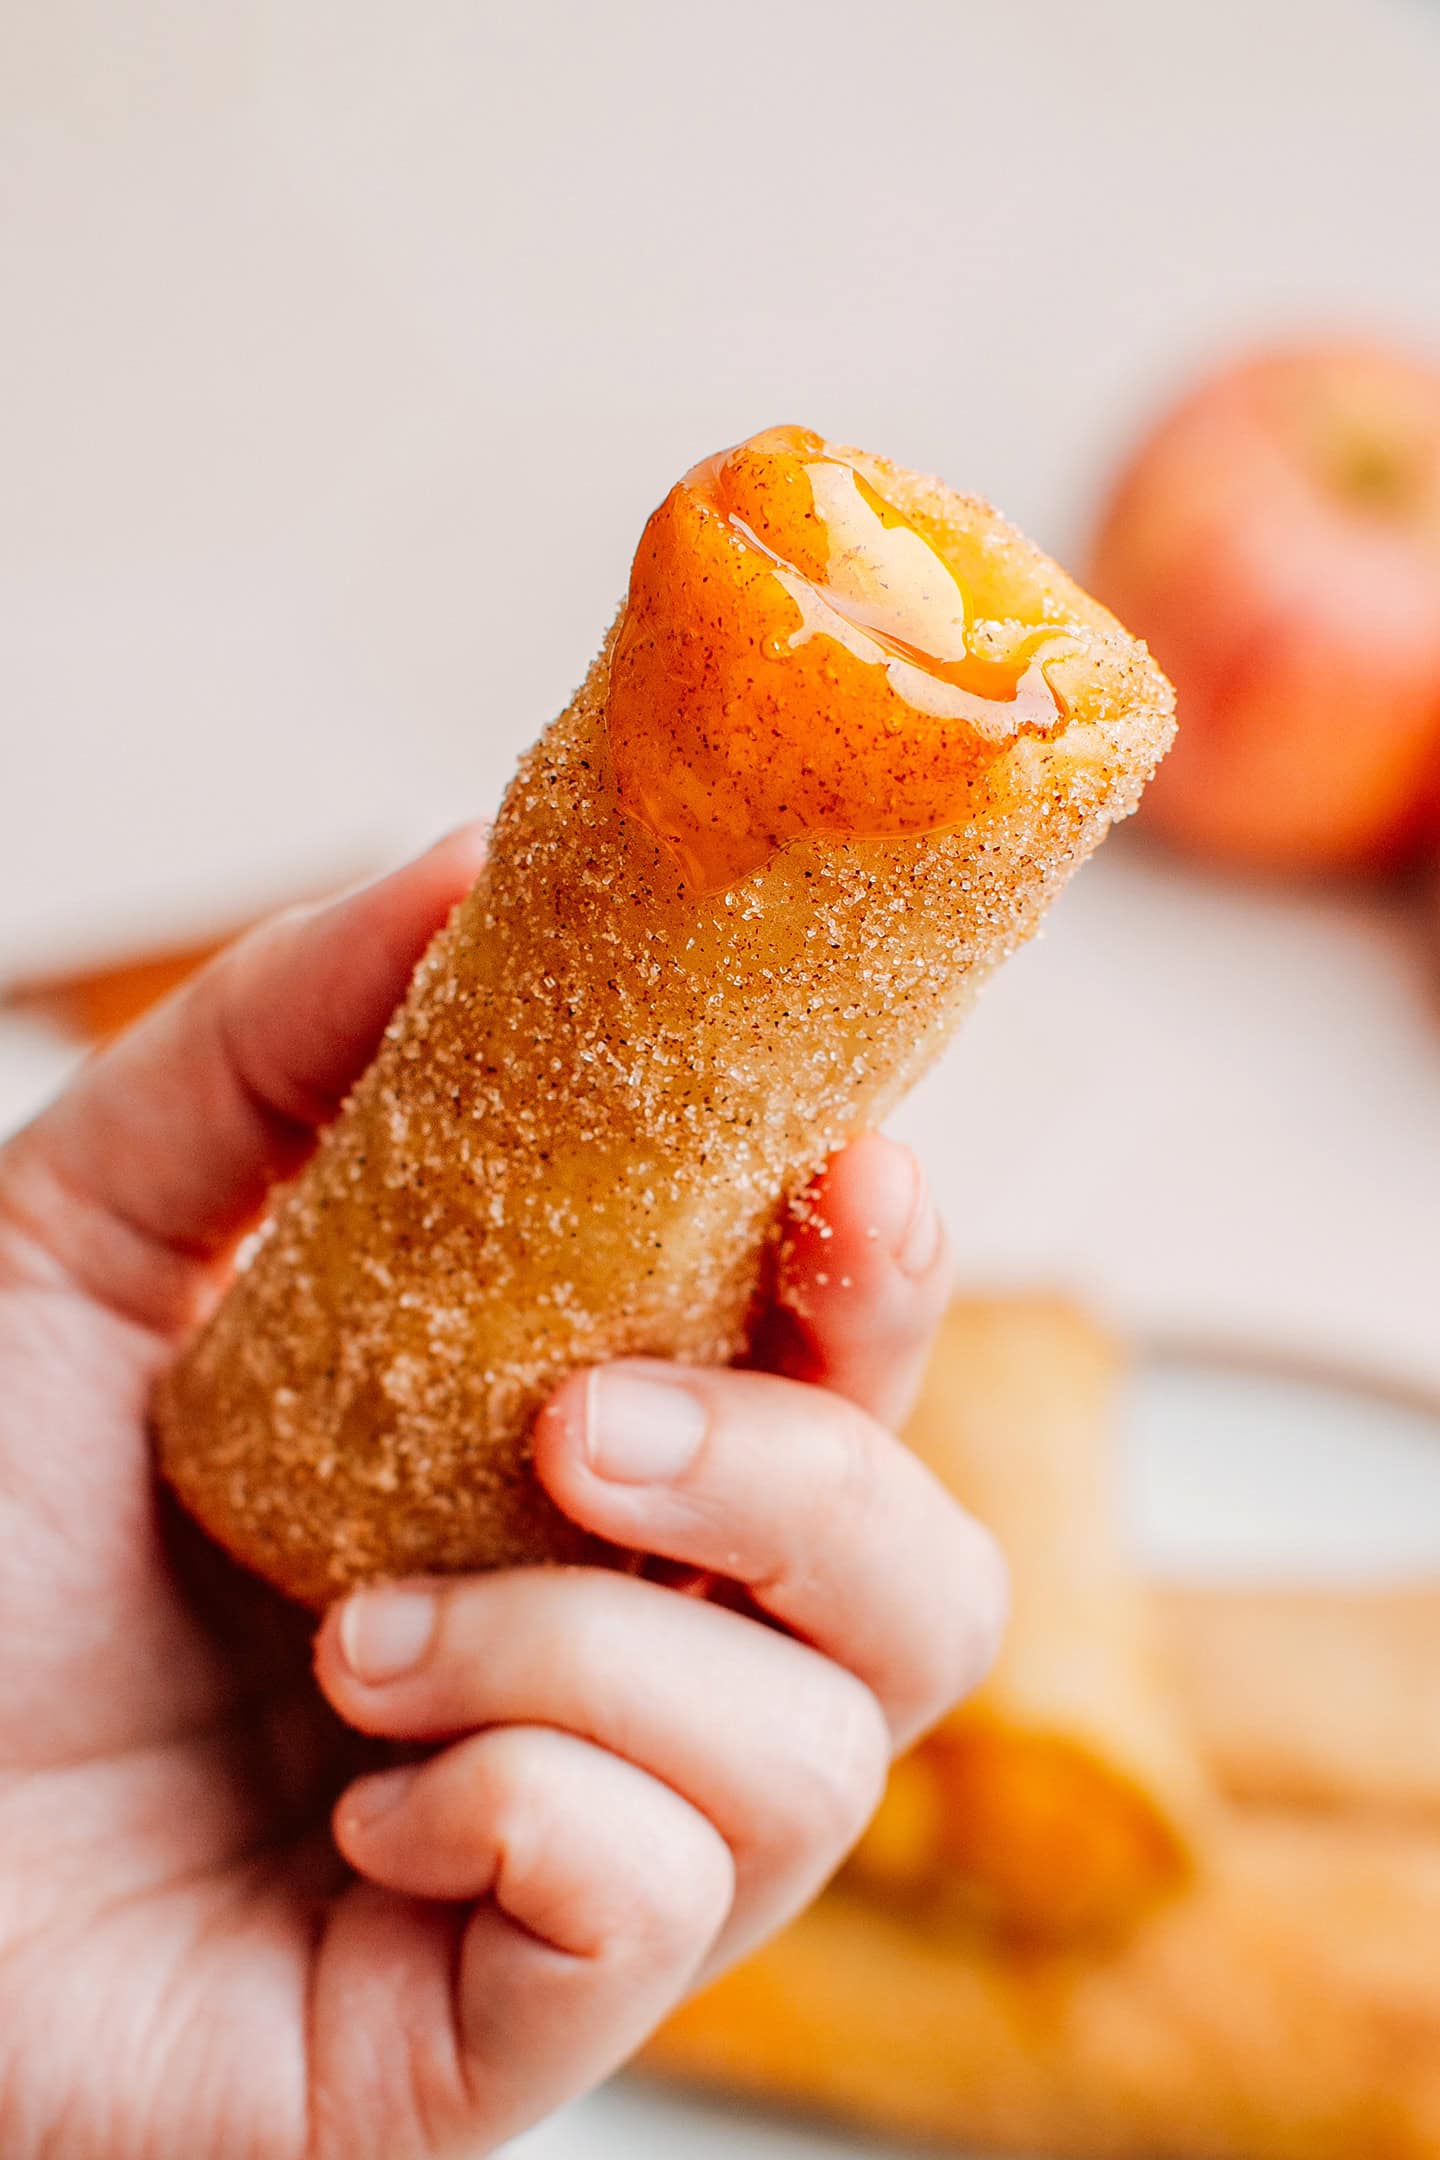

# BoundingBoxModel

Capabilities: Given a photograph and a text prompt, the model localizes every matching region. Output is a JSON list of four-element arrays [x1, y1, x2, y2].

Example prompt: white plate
[[512, 1348, 1440, 2158]]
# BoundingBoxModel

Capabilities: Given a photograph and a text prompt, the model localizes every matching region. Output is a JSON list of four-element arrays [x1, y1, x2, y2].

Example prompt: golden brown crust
[[854, 1297, 1210, 1940], [1158, 1582, 1440, 1820], [154, 446, 1174, 1608], [646, 1816, 1440, 2158]]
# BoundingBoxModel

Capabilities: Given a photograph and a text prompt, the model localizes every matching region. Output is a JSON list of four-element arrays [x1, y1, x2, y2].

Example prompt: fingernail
[[585, 1368, 707, 1484], [338, 1587, 437, 1684], [895, 1158, 944, 1279], [343, 1764, 417, 1834]]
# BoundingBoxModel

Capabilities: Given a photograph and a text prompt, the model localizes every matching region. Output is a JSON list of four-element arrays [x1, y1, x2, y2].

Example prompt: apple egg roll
[[155, 427, 1174, 1606], [853, 1298, 1210, 1940]]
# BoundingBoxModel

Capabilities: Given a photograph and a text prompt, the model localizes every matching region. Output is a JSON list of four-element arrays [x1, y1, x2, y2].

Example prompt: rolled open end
[[609, 425, 1127, 892]]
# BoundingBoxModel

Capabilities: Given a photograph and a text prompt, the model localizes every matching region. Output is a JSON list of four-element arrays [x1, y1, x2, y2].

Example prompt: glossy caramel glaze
[[611, 425, 1082, 890]]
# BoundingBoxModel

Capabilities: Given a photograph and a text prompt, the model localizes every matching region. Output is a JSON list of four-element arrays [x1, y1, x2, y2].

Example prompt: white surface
[[889, 842, 1440, 1398], [1130, 1353, 1440, 1582], [515, 2081, 951, 2160], [514, 1351, 1440, 2159]]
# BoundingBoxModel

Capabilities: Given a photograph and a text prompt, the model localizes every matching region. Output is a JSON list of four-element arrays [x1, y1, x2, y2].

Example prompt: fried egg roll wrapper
[[155, 428, 1173, 1606], [1158, 1580, 1440, 1821], [852, 1297, 1210, 1940], [646, 1813, 1440, 2159]]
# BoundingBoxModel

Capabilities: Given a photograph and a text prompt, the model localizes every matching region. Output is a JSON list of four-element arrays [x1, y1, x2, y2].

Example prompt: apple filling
[[608, 425, 1077, 892]]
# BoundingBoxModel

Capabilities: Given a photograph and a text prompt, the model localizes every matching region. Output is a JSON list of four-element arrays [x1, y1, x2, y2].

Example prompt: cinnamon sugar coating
[[154, 438, 1174, 1607]]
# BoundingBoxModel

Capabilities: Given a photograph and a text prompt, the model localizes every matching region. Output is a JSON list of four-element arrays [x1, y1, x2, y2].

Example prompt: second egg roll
[[853, 1296, 1210, 1940], [648, 1813, 1440, 2159], [1158, 1579, 1440, 1821]]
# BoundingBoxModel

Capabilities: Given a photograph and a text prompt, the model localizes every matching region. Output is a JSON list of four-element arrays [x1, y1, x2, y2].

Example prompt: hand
[[0, 831, 1005, 2159]]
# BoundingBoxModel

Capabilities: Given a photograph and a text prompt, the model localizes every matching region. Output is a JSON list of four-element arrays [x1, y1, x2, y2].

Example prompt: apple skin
[[1088, 342, 1440, 875]]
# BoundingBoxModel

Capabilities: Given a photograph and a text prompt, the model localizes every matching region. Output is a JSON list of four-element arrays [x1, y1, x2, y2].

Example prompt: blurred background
[[4, 4, 1440, 2154]]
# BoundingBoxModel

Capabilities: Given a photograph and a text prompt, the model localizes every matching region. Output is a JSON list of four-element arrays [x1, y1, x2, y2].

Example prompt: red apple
[[1088, 341, 1440, 874]]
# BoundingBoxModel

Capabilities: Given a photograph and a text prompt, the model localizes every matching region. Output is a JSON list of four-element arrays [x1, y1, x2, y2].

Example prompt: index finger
[[749, 1131, 954, 1431]]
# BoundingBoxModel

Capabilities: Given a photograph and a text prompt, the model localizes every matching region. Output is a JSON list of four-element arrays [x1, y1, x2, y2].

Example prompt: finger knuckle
[[939, 1519, 1011, 1704], [785, 1673, 892, 1858], [616, 1817, 736, 1968], [807, 1404, 884, 1557], [486, 1726, 733, 1969], [559, 1794, 732, 1973], [742, 1398, 880, 1608], [880, 1514, 1010, 1749]]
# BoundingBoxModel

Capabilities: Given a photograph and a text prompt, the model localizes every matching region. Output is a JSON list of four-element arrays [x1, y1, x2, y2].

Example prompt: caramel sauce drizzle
[[609, 426, 1074, 892]]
